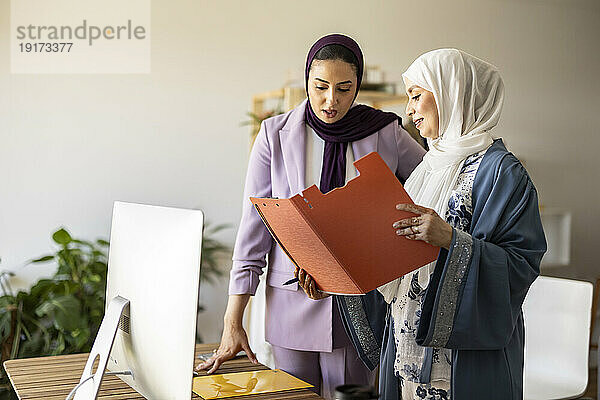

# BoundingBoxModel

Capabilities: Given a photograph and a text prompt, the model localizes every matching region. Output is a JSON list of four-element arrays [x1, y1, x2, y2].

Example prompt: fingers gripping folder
[[251, 152, 439, 295]]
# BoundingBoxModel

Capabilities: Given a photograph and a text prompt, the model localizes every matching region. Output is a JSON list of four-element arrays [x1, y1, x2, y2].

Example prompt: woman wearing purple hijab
[[197, 34, 425, 399]]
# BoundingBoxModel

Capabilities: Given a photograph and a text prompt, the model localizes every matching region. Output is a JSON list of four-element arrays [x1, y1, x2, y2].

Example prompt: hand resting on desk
[[195, 294, 259, 374]]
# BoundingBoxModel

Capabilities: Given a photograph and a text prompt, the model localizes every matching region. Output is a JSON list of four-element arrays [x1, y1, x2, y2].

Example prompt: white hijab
[[379, 48, 505, 301]]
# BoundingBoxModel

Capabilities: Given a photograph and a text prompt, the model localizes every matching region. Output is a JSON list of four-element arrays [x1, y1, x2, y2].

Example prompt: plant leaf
[[35, 295, 84, 332], [69, 327, 91, 350], [72, 239, 94, 247], [31, 255, 54, 263], [52, 229, 72, 245], [52, 333, 66, 355], [29, 279, 60, 302], [0, 309, 12, 340]]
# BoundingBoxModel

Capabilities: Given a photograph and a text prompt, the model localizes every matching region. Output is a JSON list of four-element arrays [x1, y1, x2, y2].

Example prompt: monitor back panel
[[106, 201, 203, 400]]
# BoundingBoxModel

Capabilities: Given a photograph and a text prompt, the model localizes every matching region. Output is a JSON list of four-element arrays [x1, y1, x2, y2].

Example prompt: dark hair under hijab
[[304, 34, 399, 193], [312, 44, 360, 77]]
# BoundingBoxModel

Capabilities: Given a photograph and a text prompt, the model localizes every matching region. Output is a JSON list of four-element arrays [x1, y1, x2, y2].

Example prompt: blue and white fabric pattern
[[393, 149, 486, 399]]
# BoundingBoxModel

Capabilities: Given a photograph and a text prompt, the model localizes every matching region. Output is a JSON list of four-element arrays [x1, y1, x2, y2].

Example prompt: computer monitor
[[73, 201, 203, 399]]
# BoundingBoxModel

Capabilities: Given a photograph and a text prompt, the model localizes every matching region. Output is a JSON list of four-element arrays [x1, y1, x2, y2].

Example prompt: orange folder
[[251, 152, 440, 295]]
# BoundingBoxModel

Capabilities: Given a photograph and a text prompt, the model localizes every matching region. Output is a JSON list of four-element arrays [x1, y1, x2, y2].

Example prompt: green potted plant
[[0, 228, 109, 400]]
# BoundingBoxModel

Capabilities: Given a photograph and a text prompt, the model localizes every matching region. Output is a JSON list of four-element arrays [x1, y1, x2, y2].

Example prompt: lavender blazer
[[229, 99, 425, 352]]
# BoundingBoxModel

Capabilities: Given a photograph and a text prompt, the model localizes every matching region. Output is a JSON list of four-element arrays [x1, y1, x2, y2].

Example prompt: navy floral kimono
[[338, 139, 547, 399]]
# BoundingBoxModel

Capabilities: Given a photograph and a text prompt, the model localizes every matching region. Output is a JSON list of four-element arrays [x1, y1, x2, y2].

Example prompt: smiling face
[[307, 59, 357, 124], [404, 77, 440, 139]]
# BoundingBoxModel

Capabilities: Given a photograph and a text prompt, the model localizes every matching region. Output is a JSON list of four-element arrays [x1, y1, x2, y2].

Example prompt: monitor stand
[[71, 296, 131, 400]]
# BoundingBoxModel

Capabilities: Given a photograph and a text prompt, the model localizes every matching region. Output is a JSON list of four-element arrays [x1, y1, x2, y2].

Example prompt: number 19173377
[[19, 42, 73, 52]]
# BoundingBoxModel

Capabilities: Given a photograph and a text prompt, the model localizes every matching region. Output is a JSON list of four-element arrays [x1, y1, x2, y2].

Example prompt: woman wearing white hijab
[[329, 49, 546, 399]]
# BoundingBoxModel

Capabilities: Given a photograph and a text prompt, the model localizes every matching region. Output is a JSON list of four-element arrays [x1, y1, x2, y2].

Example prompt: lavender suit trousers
[[269, 287, 375, 400]]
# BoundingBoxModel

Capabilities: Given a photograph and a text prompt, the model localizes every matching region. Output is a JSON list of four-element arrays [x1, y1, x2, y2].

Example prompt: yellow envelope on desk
[[192, 369, 313, 399]]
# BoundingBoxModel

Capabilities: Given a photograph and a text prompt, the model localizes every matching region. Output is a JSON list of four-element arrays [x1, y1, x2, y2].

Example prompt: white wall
[[1, 0, 599, 343]]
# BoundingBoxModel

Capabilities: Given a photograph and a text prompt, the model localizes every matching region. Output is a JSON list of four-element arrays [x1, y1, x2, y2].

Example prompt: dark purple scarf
[[304, 34, 399, 193]]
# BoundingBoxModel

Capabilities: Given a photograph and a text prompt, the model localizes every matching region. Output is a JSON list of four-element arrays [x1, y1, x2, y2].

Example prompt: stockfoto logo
[[11, 0, 151, 73], [16, 19, 147, 46]]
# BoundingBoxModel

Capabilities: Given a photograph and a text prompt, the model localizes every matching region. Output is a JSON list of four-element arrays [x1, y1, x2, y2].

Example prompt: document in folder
[[192, 369, 313, 399], [251, 151, 440, 295]]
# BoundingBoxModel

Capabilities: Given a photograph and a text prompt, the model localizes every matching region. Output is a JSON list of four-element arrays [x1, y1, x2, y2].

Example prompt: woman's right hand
[[195, 321, 258, 374], [296, 267, 330, 300]]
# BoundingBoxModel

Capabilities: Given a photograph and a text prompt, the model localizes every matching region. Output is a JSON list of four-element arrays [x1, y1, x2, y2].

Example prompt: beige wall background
[[1, 0, 599, 343]]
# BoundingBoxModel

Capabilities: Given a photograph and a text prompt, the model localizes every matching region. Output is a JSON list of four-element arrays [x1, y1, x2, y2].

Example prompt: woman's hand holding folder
[[393, 203, 453, 249], [295, 267, 330, 300]]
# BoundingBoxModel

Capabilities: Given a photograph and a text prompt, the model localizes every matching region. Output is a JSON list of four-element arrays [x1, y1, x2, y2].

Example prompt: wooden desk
[[3, 343, 322, 399]]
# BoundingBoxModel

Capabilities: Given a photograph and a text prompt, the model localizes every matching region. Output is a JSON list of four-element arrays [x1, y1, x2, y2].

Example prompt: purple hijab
[[304, 34, 399, 193]]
